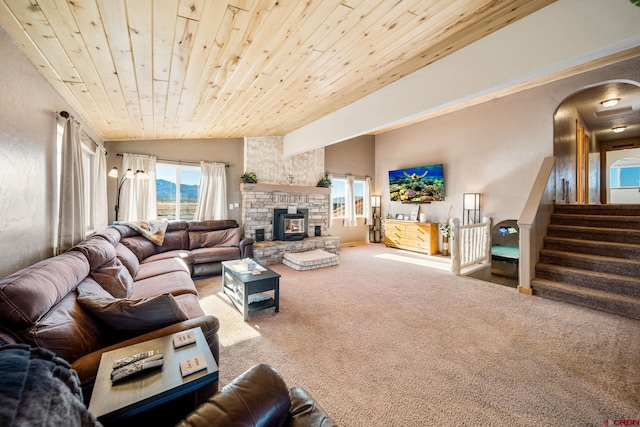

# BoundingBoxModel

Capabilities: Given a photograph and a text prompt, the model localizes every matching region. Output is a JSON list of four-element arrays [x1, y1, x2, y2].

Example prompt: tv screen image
[[388, 164, 445, 203]]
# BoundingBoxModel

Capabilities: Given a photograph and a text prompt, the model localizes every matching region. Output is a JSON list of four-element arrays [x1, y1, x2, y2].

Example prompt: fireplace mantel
[[241, 183, 330, 195]]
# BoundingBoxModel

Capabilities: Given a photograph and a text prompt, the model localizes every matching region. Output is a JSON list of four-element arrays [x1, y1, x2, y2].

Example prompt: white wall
[[0, 27, 101, 277], [376, 57, 640, 229]]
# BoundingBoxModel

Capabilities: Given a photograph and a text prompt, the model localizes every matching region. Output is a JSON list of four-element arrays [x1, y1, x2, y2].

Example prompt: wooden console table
[[384, 219, 438, 255]]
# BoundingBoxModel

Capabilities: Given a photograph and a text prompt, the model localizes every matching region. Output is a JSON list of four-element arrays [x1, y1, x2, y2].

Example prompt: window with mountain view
[[156, 164, 201, 220], [331, 177, 364, 218]]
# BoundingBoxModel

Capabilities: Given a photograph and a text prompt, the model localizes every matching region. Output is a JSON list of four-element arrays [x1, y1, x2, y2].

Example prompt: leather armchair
[[176, 364, 337, 427]]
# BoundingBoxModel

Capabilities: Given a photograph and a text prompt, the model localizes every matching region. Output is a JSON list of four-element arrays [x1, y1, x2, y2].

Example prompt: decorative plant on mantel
[[316, 175, 332, 188], [241, 172, 258, 184]]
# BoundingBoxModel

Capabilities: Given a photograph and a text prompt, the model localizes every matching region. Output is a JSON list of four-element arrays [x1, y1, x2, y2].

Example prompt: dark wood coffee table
[[222, 259, 280, 321], [88, 327, 218, 424]]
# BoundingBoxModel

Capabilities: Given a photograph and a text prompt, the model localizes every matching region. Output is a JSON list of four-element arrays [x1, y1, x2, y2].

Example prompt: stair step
[[543, 236, 640, 259], [535, 263, 640, 298], [547, 224, 640, 244], [553, 204, 640, 216], [550, 214, 640, 230], [531, 278, 640, 319], [539, 249, 640, 279]]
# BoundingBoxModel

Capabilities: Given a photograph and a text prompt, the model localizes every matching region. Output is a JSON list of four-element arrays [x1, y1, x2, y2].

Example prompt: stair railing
[[450, 217, 492, 276]]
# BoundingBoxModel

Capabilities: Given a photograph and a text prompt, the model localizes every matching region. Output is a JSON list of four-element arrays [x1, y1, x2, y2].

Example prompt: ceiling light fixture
[[601, 98, 620, 107], [612, 126, 627, 133]]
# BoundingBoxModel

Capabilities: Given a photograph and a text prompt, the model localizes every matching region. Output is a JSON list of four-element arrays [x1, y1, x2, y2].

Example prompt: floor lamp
[[109, 167, 148, 222], [369, 195, 382, 243], [463, 193, 481, 225]]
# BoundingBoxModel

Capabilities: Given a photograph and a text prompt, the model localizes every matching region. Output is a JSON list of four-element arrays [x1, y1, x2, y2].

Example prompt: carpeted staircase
[[532, 204, 640, 319]]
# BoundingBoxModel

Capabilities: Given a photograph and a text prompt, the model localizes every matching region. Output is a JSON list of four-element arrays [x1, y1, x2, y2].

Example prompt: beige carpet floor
[[195, 244, 640, 426]]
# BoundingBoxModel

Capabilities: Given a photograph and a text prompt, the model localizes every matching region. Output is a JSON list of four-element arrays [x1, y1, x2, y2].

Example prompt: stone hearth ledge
[[253, 236, 340, 266]]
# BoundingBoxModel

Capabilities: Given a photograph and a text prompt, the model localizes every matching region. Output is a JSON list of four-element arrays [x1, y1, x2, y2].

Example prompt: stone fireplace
[[240, 136, 333, 249], [241, 184, 329, 242]]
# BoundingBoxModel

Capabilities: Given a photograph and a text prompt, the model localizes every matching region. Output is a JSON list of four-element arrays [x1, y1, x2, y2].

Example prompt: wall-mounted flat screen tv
[[389, 164, 445, 203]]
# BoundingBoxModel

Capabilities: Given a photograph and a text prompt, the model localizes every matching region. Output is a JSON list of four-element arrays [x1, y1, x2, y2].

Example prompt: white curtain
[[194, 162, 228, 220], [344, 174, 357, 227], [327, 173, 334, 229], [120, 153, 157, 221], [56, 117, 85, 254], [93, 143, 108, 230], [364, 176, 372, 225]]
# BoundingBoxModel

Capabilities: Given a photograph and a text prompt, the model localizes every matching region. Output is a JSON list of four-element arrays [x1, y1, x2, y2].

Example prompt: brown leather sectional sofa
[[0, 219, 253, 401], [178, 364, 337, 427]]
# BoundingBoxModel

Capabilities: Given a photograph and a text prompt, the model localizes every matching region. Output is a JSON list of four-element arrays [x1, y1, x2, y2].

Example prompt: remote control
[[111, 353, 164, 383], [112, 350, 157, 369]]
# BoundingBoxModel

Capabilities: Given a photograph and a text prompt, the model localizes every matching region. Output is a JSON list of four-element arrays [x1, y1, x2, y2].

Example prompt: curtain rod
[[116, 153, 229, 167], [327, 172, 371, 180], [58, 110, 101, 151]]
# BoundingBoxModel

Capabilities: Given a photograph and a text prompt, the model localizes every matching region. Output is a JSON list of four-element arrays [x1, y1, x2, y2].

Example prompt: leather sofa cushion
[[177, 364, 291, 427], [187, 219, 241, 250], [131, 270, 197, 299], [69, 237, 116, 270], [76, 285, 189, 334], [174, 293, 207, 319], [89, 257, 133, 298], [23, 278, 105, 363], [0, 251, 90, 328], [113, 225, 138, 238], [167, 220, 188, 232], [136, 257, 191, 281], [93, 227, 122, 246], [143, 250, 192, 265], [190, 247, 240, 264], [187, 220, 238, 232], [120, 236, 157, 261], [156, 229, 189, 253], [288, 387, 337, 427], [116, 243, 140, 278], [200, 228, 242, 248]]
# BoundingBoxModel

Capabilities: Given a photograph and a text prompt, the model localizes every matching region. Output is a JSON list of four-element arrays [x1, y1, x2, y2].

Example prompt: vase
[[442, 236, 450, 256]]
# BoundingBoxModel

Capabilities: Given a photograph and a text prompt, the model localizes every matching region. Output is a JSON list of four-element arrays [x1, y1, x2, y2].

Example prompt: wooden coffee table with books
[[88, 327, 218, 424]]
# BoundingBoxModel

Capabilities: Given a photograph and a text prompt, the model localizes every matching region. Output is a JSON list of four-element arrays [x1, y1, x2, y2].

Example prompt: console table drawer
[[384, 220, 438, 255]]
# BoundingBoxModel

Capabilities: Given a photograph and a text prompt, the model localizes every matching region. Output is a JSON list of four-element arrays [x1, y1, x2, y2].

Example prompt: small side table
[[88, 327, 218, 424]]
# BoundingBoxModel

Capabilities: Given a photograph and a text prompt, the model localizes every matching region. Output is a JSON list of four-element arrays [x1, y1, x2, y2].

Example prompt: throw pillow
[[76, 290, 189, 333], [200, 227, 242, 248], [89, 257, 134, 298]]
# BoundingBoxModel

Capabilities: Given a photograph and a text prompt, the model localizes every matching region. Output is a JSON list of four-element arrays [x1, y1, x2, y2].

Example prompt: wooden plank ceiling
[[0, 0, 555, 141]]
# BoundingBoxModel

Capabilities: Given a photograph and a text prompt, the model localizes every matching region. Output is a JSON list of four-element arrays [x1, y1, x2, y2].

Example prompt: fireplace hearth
[[273, 208, 308, 241]]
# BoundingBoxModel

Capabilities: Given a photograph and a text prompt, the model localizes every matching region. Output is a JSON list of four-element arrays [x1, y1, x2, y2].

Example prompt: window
[[331, 177, 365, 218], [55, 123, 95, 235], [156, 163, 201, 220], [610, 157, 640, 188]]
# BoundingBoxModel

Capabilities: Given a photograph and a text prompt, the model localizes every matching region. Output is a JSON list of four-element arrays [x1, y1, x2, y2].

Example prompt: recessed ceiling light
[[601, 98, 621, 107], [612, 126, 627, 133]]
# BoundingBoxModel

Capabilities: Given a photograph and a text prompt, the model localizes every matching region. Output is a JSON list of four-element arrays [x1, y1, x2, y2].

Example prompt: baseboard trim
[[340, 241, 368, 247], [517, 285, 534, 295]]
